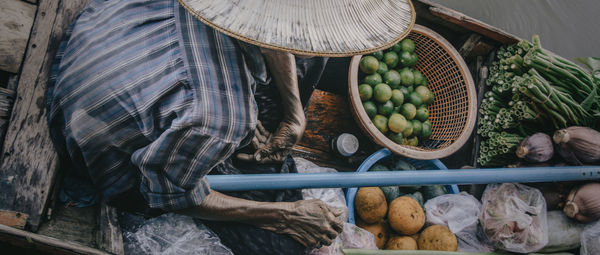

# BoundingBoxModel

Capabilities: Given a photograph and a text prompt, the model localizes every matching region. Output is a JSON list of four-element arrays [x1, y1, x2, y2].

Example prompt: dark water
[[430, 0, 600, 61]]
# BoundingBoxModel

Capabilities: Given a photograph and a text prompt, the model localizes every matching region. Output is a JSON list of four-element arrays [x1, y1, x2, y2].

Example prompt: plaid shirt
[[47, 0, 257, 210]]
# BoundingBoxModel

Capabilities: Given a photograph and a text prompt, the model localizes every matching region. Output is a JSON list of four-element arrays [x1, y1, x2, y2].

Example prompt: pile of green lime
[[358, 38, 434, 146]]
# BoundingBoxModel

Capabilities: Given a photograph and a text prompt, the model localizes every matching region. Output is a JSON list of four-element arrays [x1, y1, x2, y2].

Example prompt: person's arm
[[237, 48, 306, 163], [179, 190, 344, 248]]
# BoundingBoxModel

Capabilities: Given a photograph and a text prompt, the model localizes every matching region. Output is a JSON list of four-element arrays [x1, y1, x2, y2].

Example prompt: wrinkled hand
[[237, 119, 305, 164], [261, 199, 344, 248]]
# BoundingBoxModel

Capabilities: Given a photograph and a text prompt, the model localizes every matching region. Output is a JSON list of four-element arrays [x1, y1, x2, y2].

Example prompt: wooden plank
[[459, 34, 481, 58], [0, 224, 110, 255], [97, 202, 123, 255], [0, 0, 36, 73], [36, 205, 96, 248], [0, 210, 28, 229], [427, 6, 520, 45], [0, 0, 89, 231]]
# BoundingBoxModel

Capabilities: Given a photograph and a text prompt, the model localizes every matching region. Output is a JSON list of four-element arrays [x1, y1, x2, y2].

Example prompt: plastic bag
[[309, 223, 378, 255], [581, 220, 600, 255], [480, 183, 548, 253], [424, 192, 494, 252], [295, 158, 348, 222], [539, 210, 585, 252], [122, 213, 233, 255]]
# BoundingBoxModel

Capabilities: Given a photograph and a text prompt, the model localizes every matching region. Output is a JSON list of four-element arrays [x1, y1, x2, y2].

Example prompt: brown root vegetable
[[356, 219, 390, 249], [417, 225, 458, 251], [516, 133, 554, 163], [553, 126, 600, 164], [385, 235, 417, 250], [355, 187, 388, 224], [388, 196, 425, 235], [563, 182, 600, 223]]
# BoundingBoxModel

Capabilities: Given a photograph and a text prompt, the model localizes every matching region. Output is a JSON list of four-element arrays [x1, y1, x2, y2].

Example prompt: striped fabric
[[47, 0, 257, 210]]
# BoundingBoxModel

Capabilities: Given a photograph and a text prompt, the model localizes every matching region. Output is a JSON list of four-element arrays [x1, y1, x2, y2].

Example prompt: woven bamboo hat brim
[[178, 0, 416, 57]]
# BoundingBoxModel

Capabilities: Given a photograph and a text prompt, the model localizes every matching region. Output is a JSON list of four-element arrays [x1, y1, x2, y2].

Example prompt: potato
[[356, 219, 390, 249], [388, 196, 425, 235], [355, 187, 387, 223], [385, 235, 418, 250], [417, 225, 458, 251]]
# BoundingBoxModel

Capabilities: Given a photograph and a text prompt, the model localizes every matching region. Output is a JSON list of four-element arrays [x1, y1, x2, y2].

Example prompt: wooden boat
[[0, 0, 576, 253]]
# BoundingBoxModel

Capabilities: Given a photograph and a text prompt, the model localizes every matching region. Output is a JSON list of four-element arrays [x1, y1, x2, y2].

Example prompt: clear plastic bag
[[122, 213, 233, 255], [424, 192, 494, 252], [309, 222, 378, 255], [480, 183, 548, 253], [580, 220, 600, 255]]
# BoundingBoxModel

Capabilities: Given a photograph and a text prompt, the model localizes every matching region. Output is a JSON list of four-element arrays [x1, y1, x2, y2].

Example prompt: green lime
[[401, 39, 416, 53], [413, 70, 425, 85], [383, 70, 402, 89], [364, 73, 382, 86], [388, 113, 407, 133], [408, 52, 419, 66], [363, 101, 377, 119], [373, 115, 389, 133], [400, 68, 414, 86], [408, 91, 423, 107], [400, 51, 418, 67], [388, 132, 405, 145], [411, 120, 423, 137], [391, 89, 404, 106], [378, 100, 394, 116], [402, 120, 413, 137], [372, 51, 384, 61], [407, 85, 414, 93], [407, 136, 419, 146], [392, 106, 401, 114], [391, 42, 402, 53], [373, 83, 392, 103], [400, 103, 417, 120], [426, 90, 435, 104], [358, 84, 373, 101], [398, 87, 410, 100], [360, 56, 379, 74], [376, 62, 388, 75], [383, 51, 399, 68], [415, 86, 431, 105], [421, 121, 432, 138], [415, 106, 429, 122]]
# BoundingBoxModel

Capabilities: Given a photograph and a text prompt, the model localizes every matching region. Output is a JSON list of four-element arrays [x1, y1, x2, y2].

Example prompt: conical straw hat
[[178, 0, 416, 57]]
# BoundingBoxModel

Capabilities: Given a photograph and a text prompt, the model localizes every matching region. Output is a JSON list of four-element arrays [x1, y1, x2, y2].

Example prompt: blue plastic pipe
[[206, 166, 600, 191]]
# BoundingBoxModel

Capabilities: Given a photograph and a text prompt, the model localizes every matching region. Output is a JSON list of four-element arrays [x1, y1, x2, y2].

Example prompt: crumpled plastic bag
[[122, 213, 233, 255], [294, 158, 377, 255], [424, 192, 494, 252], [480, 183, 548, 253], [581, 220, 600, 255]]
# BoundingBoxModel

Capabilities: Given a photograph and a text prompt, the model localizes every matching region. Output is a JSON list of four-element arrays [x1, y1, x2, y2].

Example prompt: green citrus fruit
[[364, 73, 382, 86], [358, 84, 373, 101], [415, 86, 431, 104], [378, 100, 395, 116], [373, 83, 392, 103], [376, 62, 389, 75], [407, 136, 419, 146], [413, 70, 425, 85], [383, 51, 399, 68], [360, 56, 379, 74], [402, 120, 413, 137], [408, 52, 419, 66], [391, 42, 402, 53], [407, 85, 414, 93], [401, 39, 416, 52], [363, 101, 377, 119], [425, 90, 435, 104], [373, 115, 389, 133], [400, 68, 414, 86], [391, 89, 404, 106], [388, 113, 407, 133], [411, 120, 423, 137], [398, 87, 410, 100], [388, 132, 405, 145], [421, 121, 432, 138], [392, 106, 401, 114], [400, 103, 417, 120], [400, 51, 418, 67], [383, 70, 402, 89], [415, 106, 429, 122], [372, 51, 384, 61], [408, 91, 423, 107]]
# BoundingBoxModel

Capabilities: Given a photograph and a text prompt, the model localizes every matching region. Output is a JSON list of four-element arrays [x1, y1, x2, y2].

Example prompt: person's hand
[[237, 119, 305, 164], [261, 199, 345, 248]]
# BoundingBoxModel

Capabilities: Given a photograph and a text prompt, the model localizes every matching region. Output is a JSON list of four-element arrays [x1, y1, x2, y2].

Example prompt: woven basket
[[348, 25, 477, 160]]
